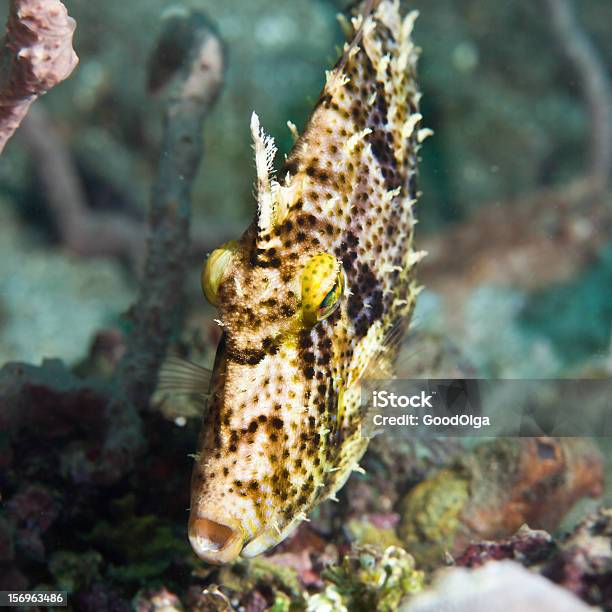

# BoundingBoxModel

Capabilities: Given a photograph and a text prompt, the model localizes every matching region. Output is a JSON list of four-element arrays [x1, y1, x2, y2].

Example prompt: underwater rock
[[545, 507, 612, 608], [133, 586, 184, 612], [400, 560, 591, 612], [398, 437, 603, 567], [455, 524, 556, 569], [216, 557, 303, 605]]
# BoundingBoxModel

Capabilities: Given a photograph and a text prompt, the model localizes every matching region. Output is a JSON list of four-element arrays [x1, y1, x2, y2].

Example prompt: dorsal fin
[[250, 112, 277, 243], [250, 112, 304, 251]]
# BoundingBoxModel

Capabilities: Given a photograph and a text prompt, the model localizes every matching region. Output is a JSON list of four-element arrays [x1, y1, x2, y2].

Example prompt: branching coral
[[307, 546, 424, 612], [19, 106, 145, 264], [19, 106, 241, 266], [0, 0, 77, 153], [543, 0, 612, 193]]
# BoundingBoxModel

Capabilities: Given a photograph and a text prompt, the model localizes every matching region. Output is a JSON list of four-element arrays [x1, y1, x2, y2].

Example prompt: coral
[[438, 507, 612, 608], [4, 484, 60, 562], [20, 104, 236, 267], [19, 106, 145, 264], [0, 517, 14, 563], [217, 557, 303, 603], [455, 525, 556, 569], [0, 354, 200, 594], [398, 438, 603, 567], [0, 8, 228, 491], [345, 515, 403, 550], [306, 585, 347, 612], [398, 467, 470, 568], [0, 0, 77, 152], [0, 358, 110, 477], [545, 507, 612, 608], [308, 546, 424, 612], [183, 584, 234, 612], [268, 592, 293, 612]]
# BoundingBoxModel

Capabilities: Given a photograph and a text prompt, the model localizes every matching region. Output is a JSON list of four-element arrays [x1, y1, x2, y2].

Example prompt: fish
[[166, 0, 430, 564]]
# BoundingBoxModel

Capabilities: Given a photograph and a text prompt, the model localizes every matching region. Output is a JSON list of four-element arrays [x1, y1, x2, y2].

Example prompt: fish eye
[[201, 240, 239, 306], [301, 253, 344, 326]]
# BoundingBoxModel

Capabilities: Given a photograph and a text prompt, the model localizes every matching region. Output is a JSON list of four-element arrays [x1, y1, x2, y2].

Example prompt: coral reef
[[398, 437, 603, 567], [455, 525, 556, 569], [0, 0, 610, 610], [545, 507, 612, 607]]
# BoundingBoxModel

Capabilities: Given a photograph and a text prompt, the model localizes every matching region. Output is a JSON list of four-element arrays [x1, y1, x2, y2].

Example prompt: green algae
[[217, 557, 303, 602], [48, 550, 103, 592], [307, 546, 424, 612], [85, 495, 190, 584]]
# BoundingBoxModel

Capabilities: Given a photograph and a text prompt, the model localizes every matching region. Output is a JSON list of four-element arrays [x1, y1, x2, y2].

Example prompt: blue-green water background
[[0, 0, 610, 376]]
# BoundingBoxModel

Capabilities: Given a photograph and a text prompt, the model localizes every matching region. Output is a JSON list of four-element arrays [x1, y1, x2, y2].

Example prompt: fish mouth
[[240, 531, 280, 558], [188, 514, 245, 564], [241, 519, 301, 558]]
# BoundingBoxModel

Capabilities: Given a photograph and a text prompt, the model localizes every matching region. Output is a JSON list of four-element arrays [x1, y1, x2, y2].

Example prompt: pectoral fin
[[157, 354, 212, 397]]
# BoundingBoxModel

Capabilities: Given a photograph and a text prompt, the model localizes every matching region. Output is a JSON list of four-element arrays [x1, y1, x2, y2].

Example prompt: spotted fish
[[173, 0, 430, 563]]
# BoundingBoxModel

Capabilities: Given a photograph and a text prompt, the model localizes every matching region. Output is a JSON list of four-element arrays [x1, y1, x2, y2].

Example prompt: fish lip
[[188, 514, 246, 564], [240, 533, 275, 558], [241, 520, 301, 558]]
